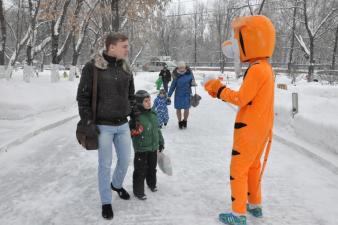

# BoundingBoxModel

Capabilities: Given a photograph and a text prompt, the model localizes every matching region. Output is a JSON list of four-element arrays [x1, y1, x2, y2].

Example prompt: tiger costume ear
[[231, 15, 275, 62]]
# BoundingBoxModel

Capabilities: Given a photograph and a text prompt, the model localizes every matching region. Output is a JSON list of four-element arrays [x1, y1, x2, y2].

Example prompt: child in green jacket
[[130, 90, 165, 200]]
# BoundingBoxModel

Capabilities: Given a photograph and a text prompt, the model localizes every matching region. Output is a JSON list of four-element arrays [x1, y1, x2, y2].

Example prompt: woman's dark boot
[[178, 121, 184, 129], [182, 120, 187, 128]]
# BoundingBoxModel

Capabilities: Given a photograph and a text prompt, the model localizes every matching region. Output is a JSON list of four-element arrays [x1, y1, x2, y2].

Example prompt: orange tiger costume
[[205, 15, 275, 215]]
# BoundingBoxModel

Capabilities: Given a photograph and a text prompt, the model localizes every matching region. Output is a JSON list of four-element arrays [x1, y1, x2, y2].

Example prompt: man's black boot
[[111, 183, 130, 200], [102, 204, 113, 220]]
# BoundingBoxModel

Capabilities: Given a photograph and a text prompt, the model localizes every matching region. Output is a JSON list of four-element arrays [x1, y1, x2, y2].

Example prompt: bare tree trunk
[[52, 31, 72, 64], [41, 49, 47, 72], [71, 32, 81, 67], [167, 34, 170, 56], [51, 0, 71, 65], [111, 0, 119, 32], [302, 0, 314, 82], [24, 0, 41, 82], [70, 0, 98, 80], [247, 0, 253, 15], [332, 24, 338, 70], [26, 0, 40, 66], [90, 32, 101, 55], [100, 0, 109, 33], [71, 49, 79, 66], [288, 2, 297, 83], [71, 33, 80, 80], [26, 45, 33, 65], [160, 28, 169, 56], [50, 0, 71, 82], [0, 0, 6, 66], [32, 36, 51, 59], [129, 21, 134, 60], [6, 0, 31, 79], [69, 0, 84, 81], [130, 43, 147, 73], [0, 0, 6, 78], [258, 0, 266, 15], [216, 13, 224, 73], [308, 36, 315, 81], [223, 7, 233, 74], [194, 12, 197, 69]]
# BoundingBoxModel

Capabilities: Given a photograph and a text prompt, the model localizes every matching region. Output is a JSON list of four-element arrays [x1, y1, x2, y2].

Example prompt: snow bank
[[274, 75, 338, 155], [0, 70, 77, 120], [1, 69, 337, 160]]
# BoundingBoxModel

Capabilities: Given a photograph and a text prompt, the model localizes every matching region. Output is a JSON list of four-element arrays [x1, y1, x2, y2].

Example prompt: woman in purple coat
[[168, 61, 196, 129]]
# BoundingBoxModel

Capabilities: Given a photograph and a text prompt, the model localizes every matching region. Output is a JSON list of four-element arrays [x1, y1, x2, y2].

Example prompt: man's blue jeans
[[97, 123, 131, 204]]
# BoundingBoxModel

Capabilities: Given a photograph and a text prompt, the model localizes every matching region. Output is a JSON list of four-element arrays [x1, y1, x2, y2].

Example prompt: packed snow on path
[[0, 70, 338, 225]]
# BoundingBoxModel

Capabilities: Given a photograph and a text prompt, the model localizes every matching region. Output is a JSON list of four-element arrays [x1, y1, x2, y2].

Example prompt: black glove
[[166, 97, 171, 105], [159, 144, 164, 152], [129, 119, 136, 130], [129, 106, 141, 129], [86, 121, 100, 137]]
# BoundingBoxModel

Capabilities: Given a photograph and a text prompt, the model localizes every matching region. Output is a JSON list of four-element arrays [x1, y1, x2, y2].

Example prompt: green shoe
[[246, 204, 263, 218], [218, 213, 247, 225]]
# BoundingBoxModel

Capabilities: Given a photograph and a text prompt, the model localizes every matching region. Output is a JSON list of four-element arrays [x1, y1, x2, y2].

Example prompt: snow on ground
[[0, 70, 78, 151], [273, 75, 338, 168], [275, 75, 338, 132], [0, 70, 77, 120], [0, 69, 338, 225]]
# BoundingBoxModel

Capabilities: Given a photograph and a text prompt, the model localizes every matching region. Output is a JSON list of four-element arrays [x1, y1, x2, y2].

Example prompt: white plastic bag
[[157, 152, 173, 176]]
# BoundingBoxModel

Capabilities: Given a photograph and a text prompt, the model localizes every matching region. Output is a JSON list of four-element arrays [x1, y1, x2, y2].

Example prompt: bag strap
[[91, 67, 98, 122]]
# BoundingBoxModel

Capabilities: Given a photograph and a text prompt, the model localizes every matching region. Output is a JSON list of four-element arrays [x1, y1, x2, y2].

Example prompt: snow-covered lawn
[[0, 70, 78, 151], [0, 69, 337, 225]]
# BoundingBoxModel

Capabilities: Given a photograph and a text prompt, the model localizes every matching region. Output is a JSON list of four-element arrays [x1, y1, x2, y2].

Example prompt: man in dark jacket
[[158, 65, 172, 93], [76, 33, 136, 220]]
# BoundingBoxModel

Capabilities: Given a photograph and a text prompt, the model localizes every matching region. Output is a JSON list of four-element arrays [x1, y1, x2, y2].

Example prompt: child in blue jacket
[[153, 89, 170, 128]]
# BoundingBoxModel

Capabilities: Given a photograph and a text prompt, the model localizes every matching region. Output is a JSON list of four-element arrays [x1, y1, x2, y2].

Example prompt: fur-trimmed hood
[[172, 66, 193, 80], [91, 49, 132, 74]]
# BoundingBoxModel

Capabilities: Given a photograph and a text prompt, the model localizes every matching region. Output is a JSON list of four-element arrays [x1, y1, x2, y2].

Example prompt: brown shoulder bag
[[76, 67, 99, 150]]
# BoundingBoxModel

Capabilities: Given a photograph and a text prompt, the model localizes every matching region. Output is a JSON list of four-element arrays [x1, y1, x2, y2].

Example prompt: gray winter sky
[[168, 0, 214, 13], [1, 0, 211, 13]]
